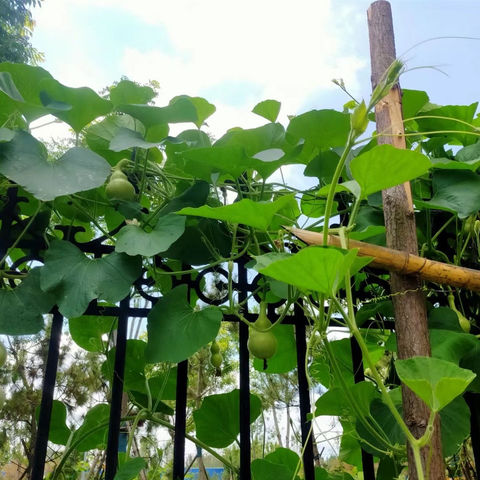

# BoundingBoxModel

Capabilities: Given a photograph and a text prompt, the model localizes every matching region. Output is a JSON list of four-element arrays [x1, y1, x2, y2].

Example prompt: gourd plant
[[0, 60, 479, 480]]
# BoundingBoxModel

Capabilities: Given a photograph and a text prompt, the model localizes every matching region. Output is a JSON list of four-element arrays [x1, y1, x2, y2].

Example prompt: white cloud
[[32, 0, 366, 138]]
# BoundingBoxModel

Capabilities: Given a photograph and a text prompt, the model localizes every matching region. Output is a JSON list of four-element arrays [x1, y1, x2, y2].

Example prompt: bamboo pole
[[367, 2, 445, 479], [289, 227, 480, 292]]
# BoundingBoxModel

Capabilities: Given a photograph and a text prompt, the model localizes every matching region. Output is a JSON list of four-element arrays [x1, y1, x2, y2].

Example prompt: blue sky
[[30, 0, 480, 139]]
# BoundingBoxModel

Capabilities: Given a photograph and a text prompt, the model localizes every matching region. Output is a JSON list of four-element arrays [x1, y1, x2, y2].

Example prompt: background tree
[[0, 0, 44, 64]]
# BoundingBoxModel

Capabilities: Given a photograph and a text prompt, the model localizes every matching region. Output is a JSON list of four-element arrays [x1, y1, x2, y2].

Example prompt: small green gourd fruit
[[105, 168, 136, 202], [248, 303, 277, 369], [448, 293, 471, 333], [210, 340, 223, 375]]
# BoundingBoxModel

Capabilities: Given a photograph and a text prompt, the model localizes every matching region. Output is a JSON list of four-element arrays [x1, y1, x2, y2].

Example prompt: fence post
[[31, 309, 63, 480], [105, 296, 130, 480]]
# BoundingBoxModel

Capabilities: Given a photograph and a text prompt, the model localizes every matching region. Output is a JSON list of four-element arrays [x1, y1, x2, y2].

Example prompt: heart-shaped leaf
[[41, 240, 142, 318], [69, 315, 117, 352], [115, 214, 186, 256], [38, 78, 113, 131], [193, 389, 262, 448], [350, 144, 432, 198], [395, 356, 476, 412], [0, 131, 111, 201], [146, 285, 222, 363], [0, 268, 56, 335]]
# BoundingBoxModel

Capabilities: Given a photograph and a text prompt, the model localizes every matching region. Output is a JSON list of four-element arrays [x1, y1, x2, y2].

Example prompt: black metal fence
[[2, 187, 479, 480]]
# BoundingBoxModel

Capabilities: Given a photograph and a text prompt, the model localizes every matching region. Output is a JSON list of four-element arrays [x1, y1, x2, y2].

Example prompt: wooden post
[[367, 2, 445, 479]]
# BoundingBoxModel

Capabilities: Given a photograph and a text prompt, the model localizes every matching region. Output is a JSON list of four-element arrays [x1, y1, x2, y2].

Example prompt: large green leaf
[[0, 71, 24, 101], [117, 96, 198, 131], [178, 195, 299, 230], [287, 109, 350, 149], [253, 324, 297, 373], [0, 63, 53, 122], [35, 400, 71, 445], [350, 144, 432, 198], [38, 78, 112, 131], [193, 389, 262, 447], [170, 95, 216, 128], [430, 329, 479, 364], [41, 240, 142, 318], [0, 268, 55, 335], [0, 131, 111, 201], [69, 315, 116, 352], [440, 397, 471, 456], [402, 89, 429, 120], [72, 404, 110, 452], [115, 214, 186, 257], [255, 247, 372, 295], [416, 103, 479, 146], [214, 123, 285, 156], [177, 145, 289, 181], [395, 356, 476, 412], [416, 170, 480, 218], [109, 80, 155, 106], [146, 285, 222, 363], [252, 100, 281, 123]]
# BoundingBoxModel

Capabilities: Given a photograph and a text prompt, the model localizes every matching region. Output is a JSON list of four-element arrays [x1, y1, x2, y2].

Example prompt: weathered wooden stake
[[367, 2, 445, 479]]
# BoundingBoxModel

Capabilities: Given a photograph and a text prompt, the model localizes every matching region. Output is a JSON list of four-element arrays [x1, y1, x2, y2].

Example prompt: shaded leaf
[[41, 240, 142, 318], [72, 404, 110, 452], [0, 268, 55, 335], [0, 131, 111, 201], [38, 78, 112, 131], [69, 316, 116, 352], [35, 400, 71, 445]]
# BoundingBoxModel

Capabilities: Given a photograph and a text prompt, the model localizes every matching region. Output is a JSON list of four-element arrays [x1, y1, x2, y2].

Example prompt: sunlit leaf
[[252, 99, 281, 123], [350, 144, 431, 198], [178, 195, 299, 230], [395, 356, 476, 412]]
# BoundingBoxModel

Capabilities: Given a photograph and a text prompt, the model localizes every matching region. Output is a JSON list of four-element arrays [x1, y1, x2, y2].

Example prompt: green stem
[[126, 409, 148, 458], [322, 132, 355, 245]]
